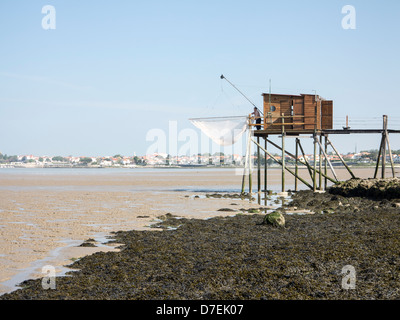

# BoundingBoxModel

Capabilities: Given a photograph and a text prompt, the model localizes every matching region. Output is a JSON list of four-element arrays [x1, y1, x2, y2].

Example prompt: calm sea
[[0, 167, 297, 193]]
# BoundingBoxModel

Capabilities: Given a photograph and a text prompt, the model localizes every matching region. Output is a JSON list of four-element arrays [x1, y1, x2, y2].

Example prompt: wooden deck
[[253, 128, 400, 137]]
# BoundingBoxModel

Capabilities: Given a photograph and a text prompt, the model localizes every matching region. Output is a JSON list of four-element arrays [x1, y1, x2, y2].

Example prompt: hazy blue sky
[[1, 0, 399, 157]]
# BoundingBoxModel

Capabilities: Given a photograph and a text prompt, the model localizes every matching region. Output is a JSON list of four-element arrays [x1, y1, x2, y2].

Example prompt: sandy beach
[[0, 166, 395, 295]]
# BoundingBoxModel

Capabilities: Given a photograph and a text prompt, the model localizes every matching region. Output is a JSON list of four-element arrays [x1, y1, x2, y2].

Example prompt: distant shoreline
[[1, 164, 398, 170]]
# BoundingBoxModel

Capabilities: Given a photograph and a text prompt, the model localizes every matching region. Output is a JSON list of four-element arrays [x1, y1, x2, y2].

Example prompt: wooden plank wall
[[279, 99, 292, 130], [293, 98, 304, 130], [316, 100, 321, 130], [321, 100, 333, 129], [262, 93, 332, 131], [263, 99, 281, 126], [303, 94, 316, 130]]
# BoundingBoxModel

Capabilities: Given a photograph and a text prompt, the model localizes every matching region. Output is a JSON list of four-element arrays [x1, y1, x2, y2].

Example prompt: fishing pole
[[220, 74, 263, 115]]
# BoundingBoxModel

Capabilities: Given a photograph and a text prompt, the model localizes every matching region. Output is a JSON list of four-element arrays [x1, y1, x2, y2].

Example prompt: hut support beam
[[248, 131, 252, 194], [374, 135, 385, 179], [319, 135, 322, 190], [386, 134, 396, 178], [324, 135, 328, 190], [295, 138, 299, 192], [264, 137, 268, 192], [313, 132, 317, 192], [326, 137, 356, 179], [266, 138, 337, 184], [382, 116, 387, 179], [251, 138, 313, 190], [241, 122, 253, 195], [315, 136, 338, 181], [281, 113, 286, 192], [374, 115, 394, 179], [257, 136, 261, 193], [297, 139, 314, 180]]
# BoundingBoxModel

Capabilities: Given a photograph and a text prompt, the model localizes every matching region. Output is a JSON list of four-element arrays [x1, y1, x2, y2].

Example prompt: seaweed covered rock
[[2, 204, 400, 300], [262, 211, 285, 227], [329, 178, 400, 200]]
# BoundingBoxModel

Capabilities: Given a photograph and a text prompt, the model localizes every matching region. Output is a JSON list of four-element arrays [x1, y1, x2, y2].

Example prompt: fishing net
[[190, 116, 248, 146]]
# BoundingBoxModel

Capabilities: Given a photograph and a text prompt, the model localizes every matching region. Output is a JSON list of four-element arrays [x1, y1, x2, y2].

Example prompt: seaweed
[[2, 188, 400, 300]]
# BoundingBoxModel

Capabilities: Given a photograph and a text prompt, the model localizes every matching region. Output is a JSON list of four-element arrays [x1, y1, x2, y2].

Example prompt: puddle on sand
[[184, 191, 312, 216], [0, 239, 81, 294], [0, 235, 120, 295]]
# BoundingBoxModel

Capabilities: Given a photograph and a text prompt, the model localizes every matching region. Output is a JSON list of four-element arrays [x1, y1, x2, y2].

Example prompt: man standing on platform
[[252, 107, 262, 130]]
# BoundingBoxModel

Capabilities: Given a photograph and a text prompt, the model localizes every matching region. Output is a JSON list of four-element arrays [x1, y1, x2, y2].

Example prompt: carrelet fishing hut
[[190, 75, 399, 196]]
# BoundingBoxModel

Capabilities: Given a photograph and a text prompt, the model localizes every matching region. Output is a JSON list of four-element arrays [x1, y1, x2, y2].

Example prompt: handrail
[[249, 114, 318, 130]]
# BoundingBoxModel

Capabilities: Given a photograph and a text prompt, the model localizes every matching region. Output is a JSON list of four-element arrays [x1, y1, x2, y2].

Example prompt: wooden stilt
[[266, 138, 337, 184], [324, 134, 328, 190], [264, 137, 268, 192], [316, 137, 338, 181], [257, 136, 261, 193], [327, 137, 357, 179], [248, 129, 253, 195], [319, 134, 322, 190], [251, 138, 313, 190], [281, 113, 285, 193], [386, 133, 396, 178], [241, 117, 251, 195], [313, 132, 317, 192], [241, 142, 248, 194], [297, 139, 314, 180], [295, 138, 299, 192], [382, 145, 386, 179], [374, 135, 384, 179], [382, 115, 388, 179], [241, 169, 246, 194]]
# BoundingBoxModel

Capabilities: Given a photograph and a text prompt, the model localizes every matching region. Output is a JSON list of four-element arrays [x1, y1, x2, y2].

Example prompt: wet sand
[[1, 183, 399, 300], [0, 167, 395, 295]]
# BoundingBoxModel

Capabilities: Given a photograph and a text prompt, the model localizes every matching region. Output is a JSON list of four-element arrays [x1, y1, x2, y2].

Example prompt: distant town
[[1, 150, 400, 168]]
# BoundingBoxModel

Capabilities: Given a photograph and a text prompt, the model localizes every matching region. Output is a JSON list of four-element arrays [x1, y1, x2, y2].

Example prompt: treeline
[[0, 154, 18, 163], [0, 153, 146, 166], [0, 154, 66, 164]]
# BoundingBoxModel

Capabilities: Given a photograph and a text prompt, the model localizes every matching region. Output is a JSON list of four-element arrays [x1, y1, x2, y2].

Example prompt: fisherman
[[252, 107, 262, 130]]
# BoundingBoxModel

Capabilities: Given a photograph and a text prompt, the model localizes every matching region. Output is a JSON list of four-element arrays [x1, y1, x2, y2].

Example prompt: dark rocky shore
[[1, 179, 400, 300], [329, 177, 400, 200]]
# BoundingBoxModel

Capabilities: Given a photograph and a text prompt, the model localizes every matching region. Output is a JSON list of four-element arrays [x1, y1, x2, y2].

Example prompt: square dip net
[[189, 116, 249, 146]]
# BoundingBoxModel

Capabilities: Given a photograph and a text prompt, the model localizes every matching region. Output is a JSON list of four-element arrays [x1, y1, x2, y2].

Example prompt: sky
[[1, 0, 400, 157]]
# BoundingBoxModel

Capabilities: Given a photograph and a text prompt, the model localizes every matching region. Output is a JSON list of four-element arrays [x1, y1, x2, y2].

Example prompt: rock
[[158, 213, 178, 221], [248, 208, 261, 213], [78, 239, 97, 247], [278, 192, 289, 197], [329, 178, 400, 200], [263, 211, 285, 227]]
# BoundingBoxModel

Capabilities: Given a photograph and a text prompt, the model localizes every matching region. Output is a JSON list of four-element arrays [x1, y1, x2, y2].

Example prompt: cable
[[220, 74, 264, 115]]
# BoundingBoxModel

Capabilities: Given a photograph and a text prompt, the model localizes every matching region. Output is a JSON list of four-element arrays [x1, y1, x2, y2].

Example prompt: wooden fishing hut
[[261, 93, 333, 132], [245, 92, 399, 195]]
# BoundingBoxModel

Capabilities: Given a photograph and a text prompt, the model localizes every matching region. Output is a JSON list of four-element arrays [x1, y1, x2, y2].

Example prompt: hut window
[[270, 105, 276, 112]]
